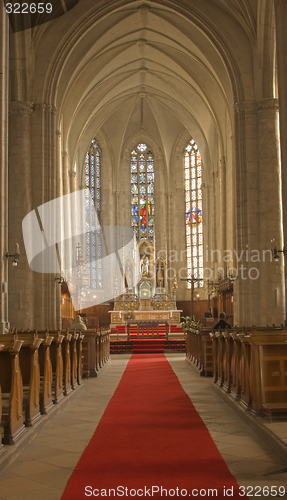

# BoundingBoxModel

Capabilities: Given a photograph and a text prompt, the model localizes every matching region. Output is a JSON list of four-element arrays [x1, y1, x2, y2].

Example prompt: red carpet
[[61, 354, 246, 499], [132, 339, 164, 353]]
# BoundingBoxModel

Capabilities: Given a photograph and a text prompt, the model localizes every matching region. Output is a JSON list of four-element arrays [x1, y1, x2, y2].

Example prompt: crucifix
[[181, 275, 203, 318]]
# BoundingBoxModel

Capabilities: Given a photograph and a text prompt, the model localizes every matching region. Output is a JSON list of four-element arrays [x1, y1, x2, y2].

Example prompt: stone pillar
[[257, 98, 285, 324], [0, 4, 9, 333], [33, 103, 60, 329], [8, 101, 34, 330], [62, 150, 70, 196], [219, 157, 227, 269], [274, 0, 287, 324], [233, 101, 261, 326]]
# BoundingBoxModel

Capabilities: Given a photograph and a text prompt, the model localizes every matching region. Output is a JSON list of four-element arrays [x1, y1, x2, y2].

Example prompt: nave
[[0, 354, 286, 500]]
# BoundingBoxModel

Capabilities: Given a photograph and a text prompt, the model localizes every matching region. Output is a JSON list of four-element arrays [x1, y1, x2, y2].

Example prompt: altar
[[109, 238, 182, 331], [110, 309, 181, 328]]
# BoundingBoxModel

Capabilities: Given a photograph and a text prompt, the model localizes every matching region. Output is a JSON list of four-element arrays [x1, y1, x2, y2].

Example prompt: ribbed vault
[[30, 0, 256, 187]]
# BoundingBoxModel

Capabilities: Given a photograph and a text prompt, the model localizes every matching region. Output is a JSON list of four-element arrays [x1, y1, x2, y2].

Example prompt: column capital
[[9, 101, 34, 114], [256, 98, 279, 112], [234, 100, 256, 113], [34, 103, 57, 114], [68, 170, 76, 178]]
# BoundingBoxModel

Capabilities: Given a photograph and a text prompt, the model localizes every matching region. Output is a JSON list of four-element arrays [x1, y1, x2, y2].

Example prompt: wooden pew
[[230, 330, 242, 400], [16, 332, 44, 426], [36, 331, 54, 414], [70, 332, 79, 390], [19, 330, 54, 415], [0, 337, 25, 444], [82, 330, 98, 378], [82, 329, 110, 378], [49, 331, 64, 403], [222, 331, 233, 393], [209, 332, 218, 384], [0, 344, 5, 459], [237, 332, 252, 409], [245, 329, 287, 418], [77, 333, 85, 385], [62, 331, 72, 395]]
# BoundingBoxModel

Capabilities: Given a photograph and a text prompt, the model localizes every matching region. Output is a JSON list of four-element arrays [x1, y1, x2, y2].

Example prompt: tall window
[[85, 139, 102, 288], [185, 139, 203, 288], [130, 143, 154, 243]]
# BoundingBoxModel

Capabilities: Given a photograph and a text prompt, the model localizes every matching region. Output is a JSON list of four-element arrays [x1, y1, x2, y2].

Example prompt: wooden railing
[[0, 328, 110, 446], [186, 325, 287, 421]]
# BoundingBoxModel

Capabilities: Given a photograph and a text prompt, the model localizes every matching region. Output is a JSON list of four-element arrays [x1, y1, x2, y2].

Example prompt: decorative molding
[[9, 101, 34, 114], [137, 39, 147, 46], [56, 130, 61, 137], [68, 170, 76, 178], [234, 101, 256, 113], [34, 103, 57, 114], [256, 98, 279, 112], [138, 4, 149, 14]]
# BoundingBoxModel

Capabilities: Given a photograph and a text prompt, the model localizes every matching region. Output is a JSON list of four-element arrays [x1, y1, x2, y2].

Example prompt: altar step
[[111, 324, 185, 338], [132, 339, 164, 354], [110, 339, 186, 354]]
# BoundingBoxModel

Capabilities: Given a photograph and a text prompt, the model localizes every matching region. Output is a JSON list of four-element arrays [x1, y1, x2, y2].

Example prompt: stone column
[[257, 98, 285, 324], [274, 0, 287, 324], [0, 3, 9, 333], [233, 101, 261, 326], [62, 150, 70, 196], [31, 103, 60, 329], [8, 101, 34, 330], [219, 157, 227, 270]]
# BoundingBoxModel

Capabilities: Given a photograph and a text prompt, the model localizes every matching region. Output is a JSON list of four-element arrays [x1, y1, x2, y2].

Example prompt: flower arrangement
[[123, 311, 135, 322], [181, 315, 202, 330]]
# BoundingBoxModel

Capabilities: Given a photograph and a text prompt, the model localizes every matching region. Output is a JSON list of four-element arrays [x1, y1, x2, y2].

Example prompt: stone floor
[[0, 353, 286, 499]]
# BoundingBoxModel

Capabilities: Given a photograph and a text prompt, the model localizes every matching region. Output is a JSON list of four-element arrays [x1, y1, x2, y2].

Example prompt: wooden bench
[[70, 332, 79, 390], [17, 333, 44, 426], [19, 330, 54, 415], [62, 332, 72, 395], [0, 337, 25, 444], [49, 331, 64, 404], [77, 333, 85, 384], [261, 403, 287, 423]]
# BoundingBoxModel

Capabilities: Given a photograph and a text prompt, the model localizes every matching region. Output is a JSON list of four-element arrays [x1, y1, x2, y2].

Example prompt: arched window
[[130, 143, 154, 243], [85, 139, 102, 288], [185, 140, 203, 288]]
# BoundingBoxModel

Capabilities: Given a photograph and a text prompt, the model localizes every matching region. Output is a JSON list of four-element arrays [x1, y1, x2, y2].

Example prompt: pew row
[[186, 326, 287, 421], [82, 329, 110, 378], [0, 336, 25, 444], [0, 328, 110, 446]]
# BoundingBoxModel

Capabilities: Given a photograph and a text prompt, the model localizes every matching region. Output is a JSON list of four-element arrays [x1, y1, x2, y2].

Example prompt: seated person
[[214, 312, 231, 329]]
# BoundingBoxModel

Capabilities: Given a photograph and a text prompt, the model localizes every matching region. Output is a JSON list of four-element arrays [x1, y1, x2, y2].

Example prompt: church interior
[[1, 0, 287, 498]]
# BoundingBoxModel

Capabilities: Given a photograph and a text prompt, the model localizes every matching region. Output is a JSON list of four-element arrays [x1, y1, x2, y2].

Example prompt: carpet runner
[[61, 354, 246, 500], [132, 339, 164, 353]]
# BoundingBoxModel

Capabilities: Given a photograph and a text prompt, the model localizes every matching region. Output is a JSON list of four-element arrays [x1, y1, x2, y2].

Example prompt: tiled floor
[[0, 353, 286, 499]]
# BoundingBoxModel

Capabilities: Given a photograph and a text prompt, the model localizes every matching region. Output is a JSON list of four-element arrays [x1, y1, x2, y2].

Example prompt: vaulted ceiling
[[31, 0, 265, 181]]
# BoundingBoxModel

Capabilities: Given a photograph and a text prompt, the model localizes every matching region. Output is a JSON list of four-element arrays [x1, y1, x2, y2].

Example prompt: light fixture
[[272, 247, 285, 261], [6, 243, 20, 266], [54, 276, 64, 284]]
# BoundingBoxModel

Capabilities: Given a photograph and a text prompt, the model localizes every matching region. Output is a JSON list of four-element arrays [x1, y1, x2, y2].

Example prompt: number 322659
[[5, 3, 53, 14]]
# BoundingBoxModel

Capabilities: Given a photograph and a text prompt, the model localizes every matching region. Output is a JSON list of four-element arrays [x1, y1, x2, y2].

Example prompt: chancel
[[1, 0, 287, 498]]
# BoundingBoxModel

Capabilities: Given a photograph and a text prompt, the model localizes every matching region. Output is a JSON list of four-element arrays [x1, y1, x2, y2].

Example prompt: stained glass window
[[85, 139, 102, 288], [131, 144, 154, 243], [185, 140, 203, 288]]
